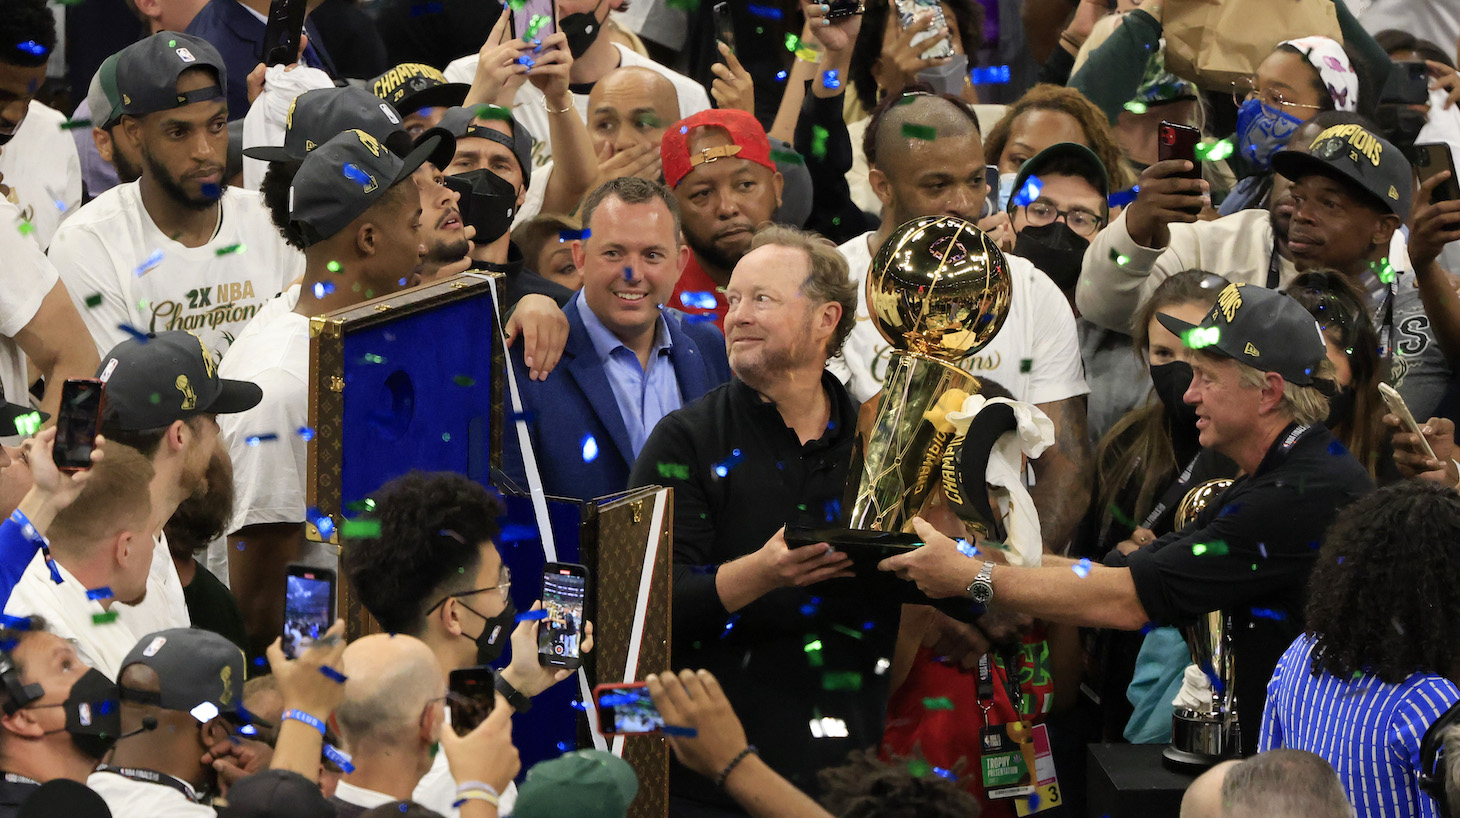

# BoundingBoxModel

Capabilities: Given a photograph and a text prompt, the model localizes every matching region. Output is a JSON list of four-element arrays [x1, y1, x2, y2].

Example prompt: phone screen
[[54, 380, 102, 471], [596, 684, 663, 734], [512, 0, 556, 42], [448, 667, 497, 736], [538, 565, 586, 668], [260, 0, 306, 67], [283, 568, 334, 659], [712, 2, 736, 52]]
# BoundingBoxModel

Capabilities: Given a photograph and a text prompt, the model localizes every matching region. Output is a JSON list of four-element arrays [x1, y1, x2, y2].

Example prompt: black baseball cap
[[119, 629, 249, 722], [438, 105, 534, 188], [1271, 124, 1412, 221], [289, 127, 443, 246], [1005, 142, 1110, 215], [1158, 283, 1328, 385], [246, 86, 412, 163], [97, 331, 261, 432], [370, 63, 470, 115], [115, 32, 227, 118], [216, 770, 334, 818]]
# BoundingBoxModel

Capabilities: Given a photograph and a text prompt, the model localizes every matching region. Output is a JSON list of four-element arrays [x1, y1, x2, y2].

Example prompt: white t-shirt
[[0, 100, 82, 251], [48, 182, 304, 359], [5, 553, 146, 680], [828, 231, 1090, 406], [444, 43, 710, 171], [0, 200, 60, 411], [413, 737, 519, 817], [116, 532, 192, 637], [217, 289, 310, 532], [88, 771, 214, 818]]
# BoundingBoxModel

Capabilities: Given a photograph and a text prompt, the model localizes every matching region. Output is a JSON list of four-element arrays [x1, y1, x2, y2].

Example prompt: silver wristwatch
[[966, 562, 995, 604]]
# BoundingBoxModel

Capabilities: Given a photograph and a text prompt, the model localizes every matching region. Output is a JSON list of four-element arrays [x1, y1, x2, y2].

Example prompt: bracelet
[[542, 96, 574, 114], [282, 709, 326, 735], [495, 673, 533, 713], [714, 745, 757, 789], [455, 782, 500, 798], [323, 743, 355, 774], [453, 790, 501, 809]]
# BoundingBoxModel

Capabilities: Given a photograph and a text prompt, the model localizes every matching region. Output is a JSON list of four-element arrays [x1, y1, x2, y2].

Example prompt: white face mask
[[994, 171, 1021, 213]]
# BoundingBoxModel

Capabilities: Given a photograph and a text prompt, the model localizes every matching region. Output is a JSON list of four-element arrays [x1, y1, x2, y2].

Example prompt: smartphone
[[1159, 120, 1203, 216], [283, 564, 336, 660], [511, 0, 556, 42], [1381, 61, 1430, 106], [260, 0, 307, 67], [447, 666, 497, 736], [537, 562, 587, 670], [53, 379, 104, 472], [895, 0, 955, 61], [712, 1, 735, 53], [1379, 382, 1438, 461], [1416, 143, 1460, 205], [593, 682, 663, 735], [826, 0, 863, 20]]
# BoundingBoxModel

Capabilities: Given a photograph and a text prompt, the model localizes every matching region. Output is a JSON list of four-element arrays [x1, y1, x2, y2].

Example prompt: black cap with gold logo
[[96, 331, 262, 432], [288, 127, 446, 246], [1271, 124, 1412, 221], [1157, 283, 1329, 385]]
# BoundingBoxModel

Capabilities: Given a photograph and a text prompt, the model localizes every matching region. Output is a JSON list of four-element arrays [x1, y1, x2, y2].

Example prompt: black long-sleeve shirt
[[629, 373, 901, 809]]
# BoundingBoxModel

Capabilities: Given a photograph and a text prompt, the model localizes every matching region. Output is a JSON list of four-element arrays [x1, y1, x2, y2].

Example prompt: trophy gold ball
[[865, 215, 1012, 362]]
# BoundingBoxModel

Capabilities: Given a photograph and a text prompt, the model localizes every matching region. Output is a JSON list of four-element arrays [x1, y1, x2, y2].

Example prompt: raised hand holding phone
[[52, 379, 103, 472], [15, 426, 106, 535], [282, 564, 336, 660]]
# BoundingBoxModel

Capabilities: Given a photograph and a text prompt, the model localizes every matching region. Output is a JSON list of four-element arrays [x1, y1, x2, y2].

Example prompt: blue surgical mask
[[1236, 98, 1305, 171]]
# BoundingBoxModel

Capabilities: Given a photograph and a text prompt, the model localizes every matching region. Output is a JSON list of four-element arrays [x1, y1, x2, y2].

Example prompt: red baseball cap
[[661, 108, 776, 189]]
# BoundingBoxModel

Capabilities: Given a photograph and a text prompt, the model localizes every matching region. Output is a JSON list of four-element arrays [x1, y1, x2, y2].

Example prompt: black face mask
[[1376, 104, 1427, 160], [560, 0, 607, 59], [443, 169, 518, 246], [465, 596, 516, 665], [1150, 361, 1199, 433], [36, 669, 123, 760], [1013, 223, 1089, 292], [1324, 385, 1356, 429]]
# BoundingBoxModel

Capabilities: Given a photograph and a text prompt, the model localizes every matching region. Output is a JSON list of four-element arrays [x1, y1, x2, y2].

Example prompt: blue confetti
[[712, 448, 743, 478], [117, 324, 150, 343], [0, 640, 15, 653], [1072, 558, 1092, 578], [746, 4, 782, 18], [1011, 176, 1042, 208], [556, 741, 573, 752], [721, 613, 740, 638], [955, 539, 978, 558], [680, 291, 718, 310], [821, 69, 840, 90], [1250, 607, 1288, 621], [515, 609, 549, 622], [969, 65, 1011, 85], [318, 666, 348, 683], [775, 70, 788, 82], [297, 426, 316, 442], [662, 725, 699, 737], [0, 615, 31, 631], [1027, 793, 1041, 810], [581, 434, 600, 462], [15, 40, 48, 58], [624, 266, 633, 281], [558, 228, 590, 242], [1258, 543, 1268, 559], [135, 249, 164, 277], [245, 433, 279, 446], [201, 183, 222, 201], [932, 766, 957, 780], [1108, 186, 1139, 208], [569, 699, 586, 711], [800, 597, 821, 617], [85, 587, 114, 601], [238, 724, 259, 736], [312, 509, 335, 539], [823, 498, 840, 522], [253, 656, 267, 667], [342, 164, 371, 186], [54, 199, 66, 212]]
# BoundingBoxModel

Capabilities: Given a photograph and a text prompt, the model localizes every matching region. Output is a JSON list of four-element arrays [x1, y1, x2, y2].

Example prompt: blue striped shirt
[[1260, 635, 1459, 818]]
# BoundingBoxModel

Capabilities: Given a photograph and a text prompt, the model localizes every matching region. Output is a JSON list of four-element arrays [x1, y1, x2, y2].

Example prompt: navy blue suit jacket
[[185, 0, 336, 120], [501, 301, 730, 501]]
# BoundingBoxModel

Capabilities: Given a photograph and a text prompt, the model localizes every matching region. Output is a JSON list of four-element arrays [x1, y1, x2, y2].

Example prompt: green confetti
[[821, 672, 863, 691], [149, 393, 161, 404], [785, 33, 801, 53], [474, 104, 514, 122], [1110, 249, 1131, 266], [361, 353, 386, 364], [92, 612, 119, 625], [1123, 100, 1148, 115], [908, 758, 933, 778], [665, 0, 700, 10], [441, 433, 452, 442], [1019, 358, 1032, 374], [215, 243, 246, 256], [327, 260, 342, 273], [1191, 540, 1229, 557], [1196, 138, 1234, 162], [84, 292, 103, 308], [770, 149, 804, 166], [1107, 503, 1137, 529], [59, 118, 92, 130], [810, 125, 829, 161], [922, 696, 955, 711], [832, 623, 863, 640], [12, 412, 41, 436], [804, 636, 824, 668], [1371, 258, 1396, 284], [657, 462, 691, 481], [168, 39, 177, 47], [453, 375, 476, 387], [1182, 326, 1221, 349], [901, 123, 937, 141], [17, 221, 34, 236], [526, 13, 550, 38], [341, 520, 382, 538], [507, 0, 524, 8]]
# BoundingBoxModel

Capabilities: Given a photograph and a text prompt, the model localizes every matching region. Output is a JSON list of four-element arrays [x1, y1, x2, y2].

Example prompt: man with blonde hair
[[883, 283, 1376, 755]]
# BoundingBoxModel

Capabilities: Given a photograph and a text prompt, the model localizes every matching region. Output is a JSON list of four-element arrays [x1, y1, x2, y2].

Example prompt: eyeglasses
[[425, 566, 512, 615], [1231, 76, 1326, 112], [1020, 200, 1105, 238]]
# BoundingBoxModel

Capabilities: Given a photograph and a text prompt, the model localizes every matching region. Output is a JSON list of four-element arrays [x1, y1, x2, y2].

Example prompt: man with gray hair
[[1179, 749, 1353, 818]]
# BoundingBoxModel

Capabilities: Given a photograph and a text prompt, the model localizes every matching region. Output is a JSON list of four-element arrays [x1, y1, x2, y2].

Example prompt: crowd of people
[[0, 0, 1459, 815]]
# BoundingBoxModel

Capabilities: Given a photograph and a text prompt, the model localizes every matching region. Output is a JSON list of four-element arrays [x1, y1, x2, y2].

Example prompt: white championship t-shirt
[[0, 200, 60, 411], [217, 287, 310, 532], [0, 100, 82, 251], [5, 554, 143, 680], [444, 43, 710, 171], [48, 182, 303, 359], [828, 231, 1090, 406]]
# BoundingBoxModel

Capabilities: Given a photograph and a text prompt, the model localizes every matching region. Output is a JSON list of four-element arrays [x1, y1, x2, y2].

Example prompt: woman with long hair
[[1261, 481, 1460, 817]]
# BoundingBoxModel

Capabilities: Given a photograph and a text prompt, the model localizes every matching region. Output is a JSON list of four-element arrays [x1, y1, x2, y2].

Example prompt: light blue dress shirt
[[576, 291, 684, 458]]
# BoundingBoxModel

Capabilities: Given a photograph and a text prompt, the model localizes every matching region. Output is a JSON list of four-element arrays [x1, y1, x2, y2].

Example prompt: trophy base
[[1162, 710, 1241, 773], [1161, 745, 1233, 773]]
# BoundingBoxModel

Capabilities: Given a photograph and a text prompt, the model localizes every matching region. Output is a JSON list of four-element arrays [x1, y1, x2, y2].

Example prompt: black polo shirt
[[629, 373, 901, 809], [1105, 422, 1374, 753]]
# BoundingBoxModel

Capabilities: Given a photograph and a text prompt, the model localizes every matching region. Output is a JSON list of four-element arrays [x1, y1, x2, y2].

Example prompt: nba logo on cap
[[176, 47, 196, 63]]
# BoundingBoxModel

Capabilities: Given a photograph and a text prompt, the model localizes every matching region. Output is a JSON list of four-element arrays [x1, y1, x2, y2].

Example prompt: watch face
[[970, 582, 993, 604]]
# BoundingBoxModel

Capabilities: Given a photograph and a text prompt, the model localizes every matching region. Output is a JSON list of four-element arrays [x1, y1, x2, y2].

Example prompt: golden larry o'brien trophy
[[1164, 478, 1241, 772], [849, 215, 1013, 533]]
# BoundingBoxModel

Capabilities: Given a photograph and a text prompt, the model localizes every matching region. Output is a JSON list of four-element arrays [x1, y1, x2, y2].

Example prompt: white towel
[[241, 64, 334, 191], [944, 394, 1054, 568]]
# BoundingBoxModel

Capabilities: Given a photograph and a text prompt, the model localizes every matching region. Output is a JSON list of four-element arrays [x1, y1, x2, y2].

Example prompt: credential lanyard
[[97, 766, 204, 803]]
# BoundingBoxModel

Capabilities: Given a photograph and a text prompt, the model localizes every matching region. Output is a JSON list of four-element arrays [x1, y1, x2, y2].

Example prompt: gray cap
[[438, 105, 534, 188], [118, 629, 248, 721], [289, 127, 442, 246], [245, 86, 420, 164], [115, 32, 227, 118], [770, 137, 811, 228], [87, 53, 124, 131]]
